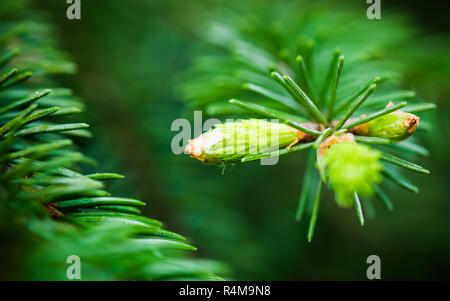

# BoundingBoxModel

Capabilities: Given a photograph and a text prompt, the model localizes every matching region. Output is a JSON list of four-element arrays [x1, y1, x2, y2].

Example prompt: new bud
[[185, 119, 312, 164], [350, 102, 420, 141], [320, 134, 383, 208]]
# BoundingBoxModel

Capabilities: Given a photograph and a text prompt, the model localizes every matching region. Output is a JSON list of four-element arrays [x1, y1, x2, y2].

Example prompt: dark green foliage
[[0, 1, 225, 280]]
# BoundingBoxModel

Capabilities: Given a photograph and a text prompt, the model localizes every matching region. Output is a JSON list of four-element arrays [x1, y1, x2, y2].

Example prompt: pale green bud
[[368, 109, 419, 141], [351, 102, 420, 141], [185, 119, 309, 164], [322, 141, 383, 208]]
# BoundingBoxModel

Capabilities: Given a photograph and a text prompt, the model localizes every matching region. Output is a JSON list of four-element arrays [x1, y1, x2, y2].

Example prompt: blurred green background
[[33, 0, 450, 280]]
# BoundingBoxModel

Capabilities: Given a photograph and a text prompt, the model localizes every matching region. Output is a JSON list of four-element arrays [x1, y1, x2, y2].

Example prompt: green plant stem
[[344, 102, 407, 129], [307, 178, 322, 242], [327, 55, 344, 122], [229, 99, 322, 135], [295, 149, 314, 221], [319, 48, 341, 104], [354, 135, 391, 144], [335, 77, 380, 114], [381, 153, 430, 174], [404, 103, 437, 113], [281, 75, 328, 125], [335, 84, 377, 130], [314, 128, 333, 149], [296, 55, 317, 102], [314, 128, 333, 182], [241, 142, 314, 162], [382, 169, 419, 193], [0, 68, 18, 86], [374, 184, 394, 211], [353, 192, 364, 226], [243, 82, 303, 112]]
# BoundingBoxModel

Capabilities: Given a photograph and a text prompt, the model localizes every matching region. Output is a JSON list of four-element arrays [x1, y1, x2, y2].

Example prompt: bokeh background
[[31, 0, 450, 280]]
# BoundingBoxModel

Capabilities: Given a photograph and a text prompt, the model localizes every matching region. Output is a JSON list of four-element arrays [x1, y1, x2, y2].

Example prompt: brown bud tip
[[185, 139, 205, 162], [386, 101, 394, 107], [293, 123, 319, 142], [319, 133, 356, 156], [404, 113, 420, 134]]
